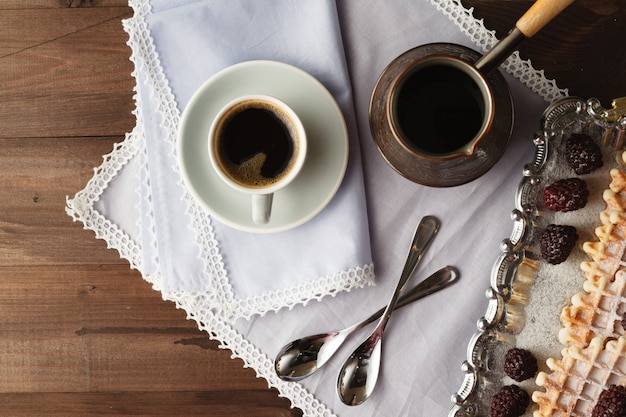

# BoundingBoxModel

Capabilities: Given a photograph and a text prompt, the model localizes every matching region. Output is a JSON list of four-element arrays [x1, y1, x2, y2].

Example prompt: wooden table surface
[[1, 1, 623, 416]]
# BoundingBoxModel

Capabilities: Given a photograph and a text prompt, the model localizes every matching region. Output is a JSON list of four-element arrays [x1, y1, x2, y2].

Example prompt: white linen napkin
[[124, 0, 374, 320], [66, 0, 571, 416]]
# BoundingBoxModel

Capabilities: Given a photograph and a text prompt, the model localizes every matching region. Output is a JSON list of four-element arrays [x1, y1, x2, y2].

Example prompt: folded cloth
[[112, 0, 373, 320], [67, 0, 569, 416]]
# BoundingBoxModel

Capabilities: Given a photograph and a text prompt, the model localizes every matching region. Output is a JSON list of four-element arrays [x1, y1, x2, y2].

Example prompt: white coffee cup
[[208, 95, 307, 225]]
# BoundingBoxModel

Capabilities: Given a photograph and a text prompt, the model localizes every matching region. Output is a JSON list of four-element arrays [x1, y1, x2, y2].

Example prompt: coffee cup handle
[[252, 193, 274, 224]]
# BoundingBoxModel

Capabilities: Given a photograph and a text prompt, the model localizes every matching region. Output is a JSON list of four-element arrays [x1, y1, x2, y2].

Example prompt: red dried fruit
[[592, 385, 626, 417], [565, 133, 603, 175], [504, 348, 538, 382], [543, 178, 589, 212], [539, 224, 579, 265], [489, 385, 530, 417]]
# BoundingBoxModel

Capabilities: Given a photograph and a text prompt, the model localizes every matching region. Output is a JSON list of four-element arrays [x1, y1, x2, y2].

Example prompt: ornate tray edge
[[448, 96, 626, 417]]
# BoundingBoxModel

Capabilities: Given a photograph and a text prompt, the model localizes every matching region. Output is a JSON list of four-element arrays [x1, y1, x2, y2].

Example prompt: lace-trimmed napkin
[[68, 0, 569, 416], [87, 0, 373, 321]]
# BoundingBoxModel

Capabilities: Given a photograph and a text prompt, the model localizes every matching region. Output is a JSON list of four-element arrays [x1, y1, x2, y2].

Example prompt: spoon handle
[[516, 0, 575, 38], [337, 216, 442, 405], [377, 215, 440, 328], [394, 265, 458, 309], [352, 265, 458, 332], [474, 0, 574, 74]]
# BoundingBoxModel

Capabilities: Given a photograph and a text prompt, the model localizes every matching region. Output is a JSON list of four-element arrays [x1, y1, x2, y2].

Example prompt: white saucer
[[177, 60, 349, 233]]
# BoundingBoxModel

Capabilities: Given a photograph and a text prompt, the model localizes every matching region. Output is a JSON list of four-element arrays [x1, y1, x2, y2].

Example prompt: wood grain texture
[[0, 3, 300, 416], [462, 0, 626, 106], [0, 1, 622, 416], [514, 0, 576, 37], [0, 7, 135, 138], [0, 137, 127, 265]]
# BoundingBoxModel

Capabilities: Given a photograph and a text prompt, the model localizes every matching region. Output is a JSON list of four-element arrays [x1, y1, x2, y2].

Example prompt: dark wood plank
[[0, 265, 242, 391], [0, 264, 299, 415], [461, 0, 626, 106], [0, 391, 297, 417], [0, 7, 130, 57], [1, 1, 128, 8], [0, 7, 135, 138], [0, 136, 128, 265], [0, 4, 303, 416]]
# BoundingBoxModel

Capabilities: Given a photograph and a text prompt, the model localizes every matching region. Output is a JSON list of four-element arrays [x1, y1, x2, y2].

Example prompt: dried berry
[[565, 133, 603, 175], [489, 385, 530, 417], [592, 385, 626, 417], [539, 224, 579, 265], [543, 178, 589, 212], [504, 348, 538, 382], [622, 312, 626, 331]]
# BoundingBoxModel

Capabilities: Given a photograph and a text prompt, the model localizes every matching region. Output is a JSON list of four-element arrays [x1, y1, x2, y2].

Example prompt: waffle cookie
[[533, 336, 626, 417], [532, 165, 626, 416], [559, 271, 626, 348], [561, 168, 626, 348]]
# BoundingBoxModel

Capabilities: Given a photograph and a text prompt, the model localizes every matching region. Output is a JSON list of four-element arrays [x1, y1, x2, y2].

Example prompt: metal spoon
[[274, 265, 458, 381], [275, 216, 439, 381], [337, 215, 441, 405]]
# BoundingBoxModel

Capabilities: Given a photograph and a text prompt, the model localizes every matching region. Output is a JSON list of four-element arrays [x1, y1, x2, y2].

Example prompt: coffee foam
[[222, 153, 271, 187], [215, 99, 301, 189]]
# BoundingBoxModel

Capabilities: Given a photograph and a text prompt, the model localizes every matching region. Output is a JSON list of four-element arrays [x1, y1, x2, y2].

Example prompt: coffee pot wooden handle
[[516, 0, 576, 38]]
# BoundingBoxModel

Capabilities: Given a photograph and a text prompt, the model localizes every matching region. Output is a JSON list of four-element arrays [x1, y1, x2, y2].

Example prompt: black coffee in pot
[[394, 64, 485, 155]]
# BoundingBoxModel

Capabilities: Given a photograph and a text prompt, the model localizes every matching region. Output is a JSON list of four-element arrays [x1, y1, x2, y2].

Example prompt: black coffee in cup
[[213, 99, 302, 188], [393, 63, 487, 155]]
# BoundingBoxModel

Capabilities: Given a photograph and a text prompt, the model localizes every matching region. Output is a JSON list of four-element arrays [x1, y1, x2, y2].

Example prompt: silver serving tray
[[449, 96, 626, 417]]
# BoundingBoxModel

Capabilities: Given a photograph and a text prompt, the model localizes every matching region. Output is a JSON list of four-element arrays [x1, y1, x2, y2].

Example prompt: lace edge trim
[[227, 263, 376, 321], [65, 130, 144, 272], [122, 13, 236, 308], [65, 126, 330, 414], [136, 125, 161, 276], [164, 263, 376, 321], [431, 0, 569, 103], [140, 271, 337, 417], [123, 14, 161, 278], [123, 11, 378, 320]]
